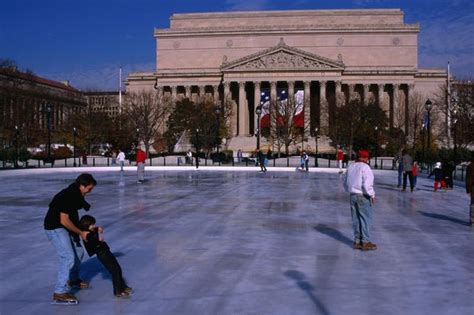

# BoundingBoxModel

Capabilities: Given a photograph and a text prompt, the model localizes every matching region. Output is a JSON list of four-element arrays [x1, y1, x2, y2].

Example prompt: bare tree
[[407, 91, 427, 147], [267, 92, 309, 156], [124, 90, 170, 154]]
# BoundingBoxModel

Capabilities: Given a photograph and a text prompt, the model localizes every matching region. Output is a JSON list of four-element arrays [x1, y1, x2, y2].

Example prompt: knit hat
[[435, 162, 441, 168], [358, 150, 369, 159]]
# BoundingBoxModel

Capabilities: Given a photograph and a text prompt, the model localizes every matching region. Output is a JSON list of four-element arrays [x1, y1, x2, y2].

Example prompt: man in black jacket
[[44, 173, 96, 304]]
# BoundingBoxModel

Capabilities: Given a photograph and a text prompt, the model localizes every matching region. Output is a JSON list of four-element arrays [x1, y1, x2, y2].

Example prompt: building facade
[[0, 68, 87, 146], [84, 91, 123, 118], [127, 9, 447, 151]]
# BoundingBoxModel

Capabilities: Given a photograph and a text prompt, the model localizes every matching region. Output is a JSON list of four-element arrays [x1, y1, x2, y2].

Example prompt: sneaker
[[67, 280, 89, 289], [353, 242, 362, 250], [361, 242, 377, 251], [53, 292, 78, 302], [115, 291, 130, 298], [124, 287, 133, 294]]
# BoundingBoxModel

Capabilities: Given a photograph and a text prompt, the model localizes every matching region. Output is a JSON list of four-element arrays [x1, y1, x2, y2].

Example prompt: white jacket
[[344, 161, 375, 197], [117, 152, 125, 162]]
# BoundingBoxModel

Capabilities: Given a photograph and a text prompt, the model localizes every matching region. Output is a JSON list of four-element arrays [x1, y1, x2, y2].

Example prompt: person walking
[[116, 149, 126, 172], [136, 146, 147, 183], [401, 149, 415, 192], [344, 150, 377, 251], [257, 149, 267, 173], [465, 156, 474, 226], [44, 173, 97, 304]]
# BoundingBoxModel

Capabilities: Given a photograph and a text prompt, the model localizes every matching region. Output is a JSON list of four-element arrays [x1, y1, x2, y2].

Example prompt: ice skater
[[79, 215, 132, 298], [44, 173, 96, 305], [428, 162, 446, 192], [344, 150, 377, 251]]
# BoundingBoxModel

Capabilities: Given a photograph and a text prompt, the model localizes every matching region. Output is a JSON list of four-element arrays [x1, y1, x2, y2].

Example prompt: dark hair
[[75, 173, 97, 187], [79, 215, 96, 231]]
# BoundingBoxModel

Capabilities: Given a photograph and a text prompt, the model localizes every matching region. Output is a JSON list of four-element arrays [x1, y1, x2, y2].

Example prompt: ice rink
[[0, 166, 472, 315]]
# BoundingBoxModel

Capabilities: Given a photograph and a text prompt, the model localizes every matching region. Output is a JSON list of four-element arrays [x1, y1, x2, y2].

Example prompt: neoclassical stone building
[[127, 9, 447, 151]]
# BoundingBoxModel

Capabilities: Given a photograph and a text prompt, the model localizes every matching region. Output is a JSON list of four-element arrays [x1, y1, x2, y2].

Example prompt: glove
[[83, 201, 91, 211]]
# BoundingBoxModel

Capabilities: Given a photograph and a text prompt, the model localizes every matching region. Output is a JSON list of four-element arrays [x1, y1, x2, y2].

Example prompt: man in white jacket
[[344, 150, 377, 251]]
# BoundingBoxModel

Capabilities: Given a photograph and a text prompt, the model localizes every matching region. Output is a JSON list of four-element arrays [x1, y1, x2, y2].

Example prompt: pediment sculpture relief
[[235, 51, 333, 70]]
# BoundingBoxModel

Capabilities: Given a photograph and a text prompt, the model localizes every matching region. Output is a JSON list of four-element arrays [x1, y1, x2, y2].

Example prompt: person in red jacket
[[336, 146, 344, 174], [136, 146, 147, 183]]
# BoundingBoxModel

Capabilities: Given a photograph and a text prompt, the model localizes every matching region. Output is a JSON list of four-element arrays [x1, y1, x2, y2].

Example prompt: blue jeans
[[350, 194, 374, 243], [45, 229, 84, 294]]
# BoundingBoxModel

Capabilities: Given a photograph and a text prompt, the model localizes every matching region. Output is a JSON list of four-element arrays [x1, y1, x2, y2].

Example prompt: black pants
[[97, 249, 127, 295], [403, 171, 414, 190]]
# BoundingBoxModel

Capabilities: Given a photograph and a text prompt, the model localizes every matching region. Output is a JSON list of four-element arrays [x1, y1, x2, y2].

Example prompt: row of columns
[[157, 81, 414, 137]]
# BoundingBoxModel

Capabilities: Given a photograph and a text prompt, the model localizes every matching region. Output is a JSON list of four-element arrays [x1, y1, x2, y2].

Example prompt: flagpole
[[447, 61, 451, 147], [119, 66, 122, 115]]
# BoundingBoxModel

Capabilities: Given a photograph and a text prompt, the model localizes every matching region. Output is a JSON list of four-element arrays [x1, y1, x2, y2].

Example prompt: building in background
[[127, 9, 448, 151], [0, 67, 87, 147], [84, 91, 123, 118]]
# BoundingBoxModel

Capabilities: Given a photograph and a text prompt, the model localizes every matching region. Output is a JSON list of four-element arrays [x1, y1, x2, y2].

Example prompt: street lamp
[[424, 99, 433, 169], [255, 105, 262, 151], [14, 125, 19, 168], [374, 126, 379, 169], [46, 102, 53, 162], [313, 127, 319, 167], [214, 105, 221, 163], [421, 122, 426, 169], [195, 128, 200, 169], [136, 128, 140, 147], [73, 127, 77, 167]]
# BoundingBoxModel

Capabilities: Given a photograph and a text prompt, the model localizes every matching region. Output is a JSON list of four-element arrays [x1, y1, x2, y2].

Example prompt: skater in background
[[412, 161, 419, 189], [79, 215, 132, 298], [336, 146, 344, 174], [465, 155, 474, 226], [442, 160, 455, 190], [257, 149, 267, 173], [116, 149, 126, 172], [401, 149, 415, 192], [394, 151, 403, 188], [428, 162, 446, 192], [44, 173, 96, 304], [136, 146, 147, 183]]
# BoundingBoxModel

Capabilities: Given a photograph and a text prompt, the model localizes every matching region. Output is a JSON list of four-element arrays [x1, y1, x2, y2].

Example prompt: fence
[[1, 156, 469, 182]]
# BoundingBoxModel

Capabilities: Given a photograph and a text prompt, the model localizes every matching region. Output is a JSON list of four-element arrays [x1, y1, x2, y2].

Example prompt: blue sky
[[1, 0, 473, 90]]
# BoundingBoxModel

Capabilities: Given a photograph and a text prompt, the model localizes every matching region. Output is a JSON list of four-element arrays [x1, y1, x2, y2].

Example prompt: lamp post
[[255, 105, 262, 151], [375, 126, 380, 168], [421, 122, 426, 169], [313, 127, 319, 167], [195, 128, 200, 169], [424, 99, 433, 170], [46, 102, 52, 162], [73, 127, 77, 167], [136, 128, 140, 147], [14, 125, 19, 168], [214, 105, 221, 163]]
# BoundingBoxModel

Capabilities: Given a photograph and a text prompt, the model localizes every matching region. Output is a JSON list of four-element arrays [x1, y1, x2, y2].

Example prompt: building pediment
[[221, 39, 344, 72]]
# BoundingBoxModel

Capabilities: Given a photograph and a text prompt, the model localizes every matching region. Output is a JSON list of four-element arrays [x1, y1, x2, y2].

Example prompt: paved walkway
[[0, 167, 472, 315]]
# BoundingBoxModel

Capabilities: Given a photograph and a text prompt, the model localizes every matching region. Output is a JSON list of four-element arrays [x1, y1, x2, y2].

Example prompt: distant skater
[[116, 149, 125, 172], [428, 162, 446, 192], [344, 150, 377, 251], [257, 149, 267, 172], [79, 215, 132, 298], [465, 156, 474, 226], [136, 146, 147, 183]]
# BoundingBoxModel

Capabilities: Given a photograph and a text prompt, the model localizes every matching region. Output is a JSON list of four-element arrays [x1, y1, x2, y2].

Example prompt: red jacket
[[136, 149, 147, 164], [337, 150, 344, 161]]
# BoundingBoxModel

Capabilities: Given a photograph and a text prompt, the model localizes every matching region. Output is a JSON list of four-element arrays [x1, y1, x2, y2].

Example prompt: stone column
[[406, 84, 414, 135], [171, 86, 177, 101], [213, 85, 219, 104], [238, 81, 248, 136], [348, 84, 355, 101], [303, 81, 311, 136], [270, 81, 277, 131], [392, 84, 399, 129], [185, 86, 191, 99], [335, 81, 342, 107], [224, 81, 237, 136], [199, 86, 205, 98], [254, 81, 261, 135], [363, 84, 369, 105], [320, 81, 329, 135], [378, 84, 385, 111]]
